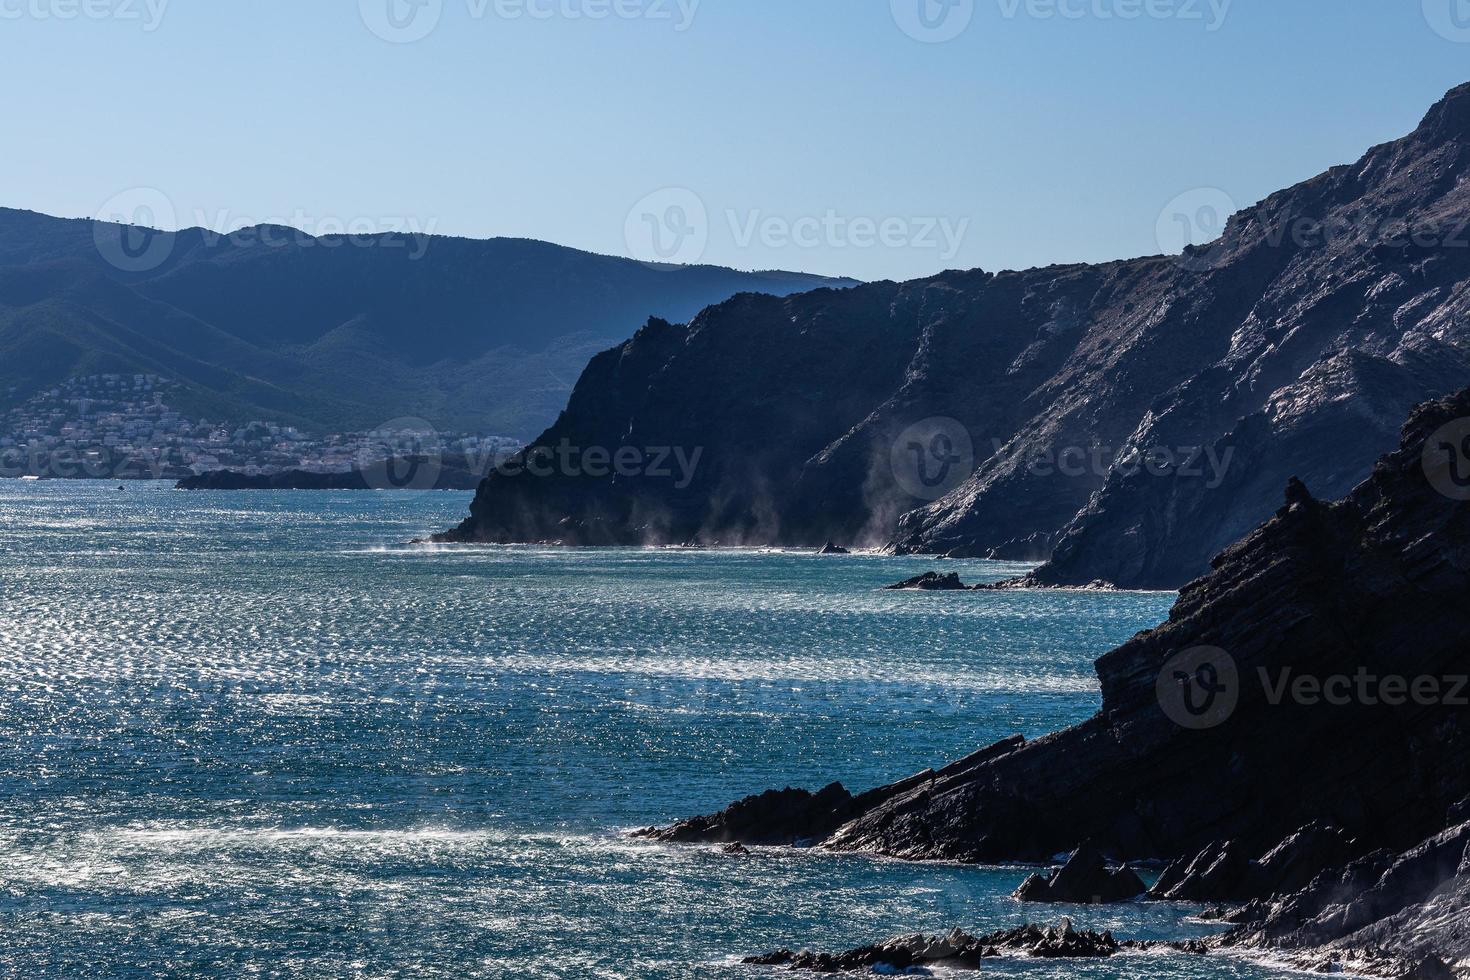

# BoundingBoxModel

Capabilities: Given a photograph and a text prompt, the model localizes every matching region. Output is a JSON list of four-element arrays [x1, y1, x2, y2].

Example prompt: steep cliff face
[[443, 84, 1470, 589], [645, 386, 1470, 872], [439, 268, 1129, 546], [1006, 83, 1470, 587]]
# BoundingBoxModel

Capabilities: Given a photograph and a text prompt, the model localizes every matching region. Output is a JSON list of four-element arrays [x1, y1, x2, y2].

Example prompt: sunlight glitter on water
[[0, 482, 1305, 978]]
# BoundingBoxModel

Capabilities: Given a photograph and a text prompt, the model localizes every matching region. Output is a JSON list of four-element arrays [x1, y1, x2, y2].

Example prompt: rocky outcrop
[[817, 542, 850, 555], [743, 920, 1198, 971], [1148, 822, 1356, 904], [883, 571, 971, 591], [440, 83, 1470, 589], [1217, 815, 1470, 971], [1013, 844, 1147, 903], [648, 385, 1470, 970], [638, 737, 1025, 846], [636, 783, 855, 847]]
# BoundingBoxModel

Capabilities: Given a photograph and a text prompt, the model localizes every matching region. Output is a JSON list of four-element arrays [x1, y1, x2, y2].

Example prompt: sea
[[0, 481, 1307, 978]]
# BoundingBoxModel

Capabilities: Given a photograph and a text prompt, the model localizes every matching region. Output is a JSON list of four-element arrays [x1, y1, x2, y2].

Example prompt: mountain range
[[441, 82, 1470, 589], [0, 208, 849, 439]]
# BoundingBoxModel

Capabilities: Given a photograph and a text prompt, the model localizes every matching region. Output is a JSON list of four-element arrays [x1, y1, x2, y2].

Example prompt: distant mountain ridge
[[441, 82, 1470, 589], [0, 207, 852, 438]]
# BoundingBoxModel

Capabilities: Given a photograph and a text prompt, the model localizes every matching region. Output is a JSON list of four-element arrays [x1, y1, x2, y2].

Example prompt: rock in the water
[[640, 737, 1024, 848], [1014, 844, 1146, 903], [635, 783, 853, 846], [883, 572, 969, 591], [818, 542, 851, 555], [743, 922, 1128, 972]]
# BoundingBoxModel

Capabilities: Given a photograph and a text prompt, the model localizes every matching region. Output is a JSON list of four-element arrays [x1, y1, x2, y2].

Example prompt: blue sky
[[2, 1, 1468, 281]]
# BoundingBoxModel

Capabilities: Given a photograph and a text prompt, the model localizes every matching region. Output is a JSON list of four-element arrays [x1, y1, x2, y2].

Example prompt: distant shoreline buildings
[[0, 375, 521, 480]]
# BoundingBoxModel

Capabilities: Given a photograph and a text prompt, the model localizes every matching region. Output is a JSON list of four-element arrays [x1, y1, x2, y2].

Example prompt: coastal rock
[[1150, 823, 1356, 904], [440, 83, 1470, 591], [743, 922, 1127, 972], [883, 572, 969, 591], [824, 387, 1470, 866], [639, 737, 1025, 848], [1013, 844, 1147, 903], [636, 783, 853, 847], [1226, 820, 1470, 957], [652, 385, 1470, 967], [1405, 956, 1458, 980], [818, 542, 851, 555]]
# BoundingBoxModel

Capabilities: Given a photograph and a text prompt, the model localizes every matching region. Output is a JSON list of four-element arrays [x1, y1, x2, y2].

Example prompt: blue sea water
[[0, 482, 1305, 978]]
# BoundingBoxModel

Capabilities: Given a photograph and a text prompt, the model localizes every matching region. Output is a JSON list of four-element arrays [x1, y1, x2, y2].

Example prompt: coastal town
[[0, 374, 520, 480]]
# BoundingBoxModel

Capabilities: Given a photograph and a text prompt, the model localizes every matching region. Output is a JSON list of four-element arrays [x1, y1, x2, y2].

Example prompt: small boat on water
[[19, 475, 40, 482]]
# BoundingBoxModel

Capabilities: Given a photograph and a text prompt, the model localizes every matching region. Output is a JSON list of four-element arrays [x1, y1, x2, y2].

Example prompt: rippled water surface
[[0, 483, 1302, 977]]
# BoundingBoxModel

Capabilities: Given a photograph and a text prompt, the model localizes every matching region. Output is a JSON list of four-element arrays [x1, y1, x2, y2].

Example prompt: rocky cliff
[[641, 385, 1470, 971], [442, 84, 1470, 590]]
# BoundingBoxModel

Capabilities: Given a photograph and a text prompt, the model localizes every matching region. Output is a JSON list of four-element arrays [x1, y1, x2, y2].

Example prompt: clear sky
[[2, 1, 1468, 281]]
